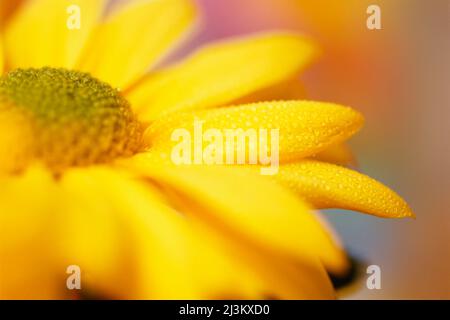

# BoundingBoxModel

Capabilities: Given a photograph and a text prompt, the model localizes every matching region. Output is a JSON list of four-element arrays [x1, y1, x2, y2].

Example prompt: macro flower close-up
[[0, 0, 421, 301]]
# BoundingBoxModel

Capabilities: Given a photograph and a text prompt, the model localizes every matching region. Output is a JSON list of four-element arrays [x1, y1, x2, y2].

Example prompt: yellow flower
[[0, 0, 413, 299]]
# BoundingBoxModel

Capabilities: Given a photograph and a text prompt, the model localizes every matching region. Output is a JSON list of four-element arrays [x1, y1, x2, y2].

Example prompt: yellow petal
[[0, 0, 24, 27], [311, 143, 357, 167], [0, 36, 3, 73], [0, 166, 62, 299], [62, 166, 334, 299], [127, 33, 318, 120], [59, 166, 212, 299], [57, 168, 138, 298], [124, 155, 350, 275], [275, 160, 414, 218], [145, 100, 364, 163], [119, 173, 334, 299], [186, 218, 336, 299], [4, 0, 105, 69], [0, 167, 56, 257], [78, 0, 197, 90]]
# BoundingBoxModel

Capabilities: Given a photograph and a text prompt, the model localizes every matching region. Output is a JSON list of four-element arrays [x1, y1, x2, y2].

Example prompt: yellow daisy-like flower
[[0, 0, 413, 299]]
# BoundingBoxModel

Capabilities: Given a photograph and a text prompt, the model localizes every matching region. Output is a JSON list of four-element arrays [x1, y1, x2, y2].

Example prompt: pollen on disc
[[0, 67, 143, 171]]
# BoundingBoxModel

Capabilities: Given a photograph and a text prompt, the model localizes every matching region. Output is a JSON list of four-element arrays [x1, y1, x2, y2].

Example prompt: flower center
[[0, 67, 143, 172]]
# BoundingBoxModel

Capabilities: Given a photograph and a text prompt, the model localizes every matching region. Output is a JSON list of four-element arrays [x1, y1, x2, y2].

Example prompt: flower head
[[0, 0, 413, 299]]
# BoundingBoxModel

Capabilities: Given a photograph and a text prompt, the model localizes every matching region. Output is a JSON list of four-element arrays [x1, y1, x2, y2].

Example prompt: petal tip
[[401, 205, 416, 219], [347, 107, 365, 131]]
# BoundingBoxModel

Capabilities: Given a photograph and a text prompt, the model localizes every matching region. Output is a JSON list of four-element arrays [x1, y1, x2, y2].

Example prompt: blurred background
[[184, 0, 449, 299]]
